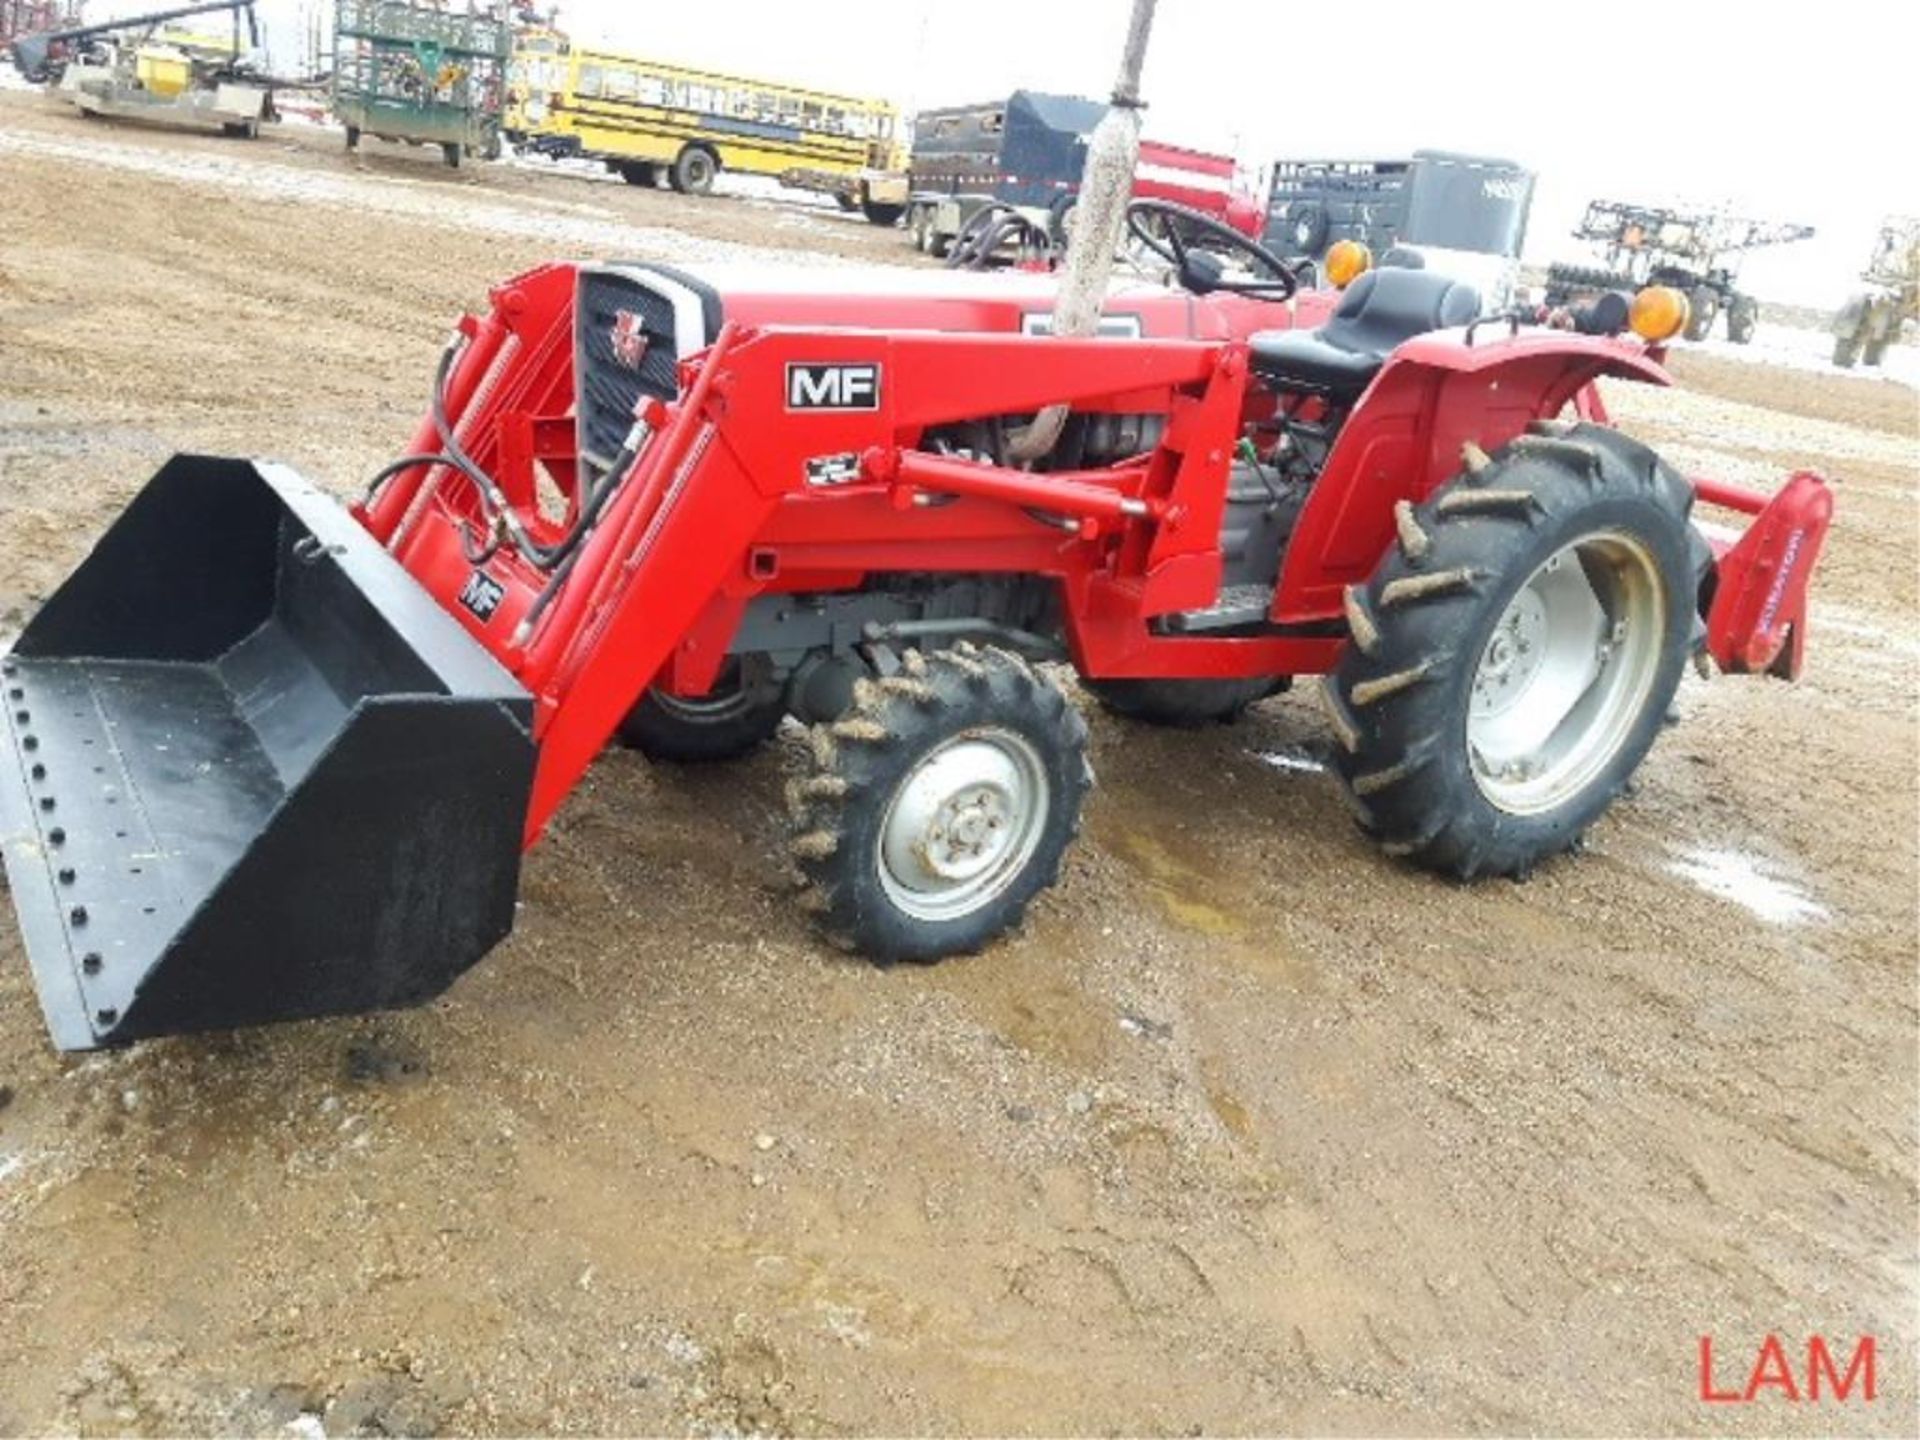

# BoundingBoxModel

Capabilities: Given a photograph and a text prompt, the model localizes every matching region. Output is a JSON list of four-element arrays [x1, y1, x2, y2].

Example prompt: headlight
[[1325, 239, 1372, 289], [1629, 285, 1690, 342]]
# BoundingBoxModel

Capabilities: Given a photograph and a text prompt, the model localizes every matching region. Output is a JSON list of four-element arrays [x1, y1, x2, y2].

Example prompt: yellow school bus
[[505, 38, 905, 222]]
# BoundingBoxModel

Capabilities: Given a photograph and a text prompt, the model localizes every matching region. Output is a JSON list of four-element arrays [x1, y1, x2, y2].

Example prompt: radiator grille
[[575, 269, 682, 472]]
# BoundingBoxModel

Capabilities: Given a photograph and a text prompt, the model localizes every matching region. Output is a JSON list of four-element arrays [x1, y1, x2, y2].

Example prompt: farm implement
[[0, 206, 1830, 1050]]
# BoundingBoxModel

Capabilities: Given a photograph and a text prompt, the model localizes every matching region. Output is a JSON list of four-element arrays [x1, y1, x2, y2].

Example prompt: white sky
[[231, 1, 1920, 306]]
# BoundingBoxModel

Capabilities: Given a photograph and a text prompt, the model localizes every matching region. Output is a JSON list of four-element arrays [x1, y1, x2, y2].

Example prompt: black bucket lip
[[0, 457, 536, 1051], [0, 718, 94, 1049]]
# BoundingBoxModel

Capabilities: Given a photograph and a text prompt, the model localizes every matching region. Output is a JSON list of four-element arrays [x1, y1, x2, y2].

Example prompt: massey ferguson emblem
[[609, 310, 650, 370], [457, 569, 506, 622], [786, 362, 881, 411]]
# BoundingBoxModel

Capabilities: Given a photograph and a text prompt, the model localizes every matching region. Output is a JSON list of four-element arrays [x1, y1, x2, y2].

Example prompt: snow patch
[[1688, 323, 1920, 388], [1667, 846, 1829, 926], [1250, 746, 1325, 775], [0, 127, 866, 271]]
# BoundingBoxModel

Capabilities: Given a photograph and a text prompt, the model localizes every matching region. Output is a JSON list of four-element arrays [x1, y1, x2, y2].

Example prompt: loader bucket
[[0, 457, 535, 1051]]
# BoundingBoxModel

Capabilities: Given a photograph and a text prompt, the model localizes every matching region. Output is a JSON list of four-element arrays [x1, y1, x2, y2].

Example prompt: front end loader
[[0, 215, 1832, 1050]]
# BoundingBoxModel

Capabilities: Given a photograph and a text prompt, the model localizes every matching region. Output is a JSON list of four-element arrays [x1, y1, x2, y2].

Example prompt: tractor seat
[[1249, 269, 1482, 400]]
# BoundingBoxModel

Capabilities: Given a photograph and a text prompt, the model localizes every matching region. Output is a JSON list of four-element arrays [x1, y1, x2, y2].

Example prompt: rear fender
[[1272, 333, 1670, 622]]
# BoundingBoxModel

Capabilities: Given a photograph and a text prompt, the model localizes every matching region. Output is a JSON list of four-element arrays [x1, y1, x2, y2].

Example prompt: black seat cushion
[[1249, 269, 1482, 399]]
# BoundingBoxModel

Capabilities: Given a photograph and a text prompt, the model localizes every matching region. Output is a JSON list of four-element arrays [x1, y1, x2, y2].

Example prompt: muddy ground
[[0, 92, 1916, 1437]]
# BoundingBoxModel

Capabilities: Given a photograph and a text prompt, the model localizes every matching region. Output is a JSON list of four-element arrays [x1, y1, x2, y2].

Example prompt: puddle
[[1109, 829, 1245, 938], [1249, 746, 1325, 775], [1667, 846, 1830, 925]]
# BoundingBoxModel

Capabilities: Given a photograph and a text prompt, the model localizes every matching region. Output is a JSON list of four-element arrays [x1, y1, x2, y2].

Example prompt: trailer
[[332, 0, 510, 169], [1263, 151, 1534, 308], [903, 90, 1259, 261], [10, 1, 272, 136]]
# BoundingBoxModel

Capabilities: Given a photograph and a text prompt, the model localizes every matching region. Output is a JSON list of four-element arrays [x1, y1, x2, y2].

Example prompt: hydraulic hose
[[364, 334, 647, 574], [507, 433, 643, 647]]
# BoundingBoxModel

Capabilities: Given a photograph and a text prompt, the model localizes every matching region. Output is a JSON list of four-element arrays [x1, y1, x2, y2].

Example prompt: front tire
[[1325, 423, 1695, 879], [789, 645, 1090, 962], [617, 659, 785, 762], [1833, 333, 1862, 368]]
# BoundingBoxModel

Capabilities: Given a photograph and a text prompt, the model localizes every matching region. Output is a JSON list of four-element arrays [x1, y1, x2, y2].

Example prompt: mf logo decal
[[609, 309, 650, 370], [458, 569, 506, 623], [786, 362, 881, 412]]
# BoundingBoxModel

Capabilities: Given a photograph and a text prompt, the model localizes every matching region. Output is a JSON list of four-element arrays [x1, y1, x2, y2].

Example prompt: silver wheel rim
[[1468, 531, 1666, 816], [876, 727, 1051, 922]]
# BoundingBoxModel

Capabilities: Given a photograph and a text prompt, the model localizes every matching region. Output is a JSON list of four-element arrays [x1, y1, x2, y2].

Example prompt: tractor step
[[1162, 583, 1275, 633], [0, 456, 536, 1050]]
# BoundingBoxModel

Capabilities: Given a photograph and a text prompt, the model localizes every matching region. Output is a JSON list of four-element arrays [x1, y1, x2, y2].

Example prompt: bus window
[[636, 75, 665, 105], [577, 65, 605, 99], [983, 111, 1004, 134], [604, 68, 637, 102]]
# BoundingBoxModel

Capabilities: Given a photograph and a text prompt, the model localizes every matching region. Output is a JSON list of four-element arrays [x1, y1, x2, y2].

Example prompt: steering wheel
[[1125, 198, 1298, 301]]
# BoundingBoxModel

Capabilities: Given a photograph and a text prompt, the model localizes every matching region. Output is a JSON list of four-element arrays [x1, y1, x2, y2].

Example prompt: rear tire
[[861, 200, 905, 226], [1085, 676, 1283, 727], [619, 161, 658, 187], [1325, 423, 1695, 879], [1725, 295, 1759, 344], [788, 645, 1090, 962], [1684, 286, 1718, 341], [617, 659, 785, 762], [442, 142, 462, 169], [1863, 335, 1892, 367], [1832, 334, 1861, 368], [670, 145, 717, 195], [344, 124, 360, 151]]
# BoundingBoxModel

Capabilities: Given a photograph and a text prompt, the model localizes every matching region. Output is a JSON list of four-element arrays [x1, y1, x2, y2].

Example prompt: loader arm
[[375, 318, 1295, 840]]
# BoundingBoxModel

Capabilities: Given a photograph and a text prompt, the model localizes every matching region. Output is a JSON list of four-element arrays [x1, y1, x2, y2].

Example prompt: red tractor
[[0, 204, 1830, 1050]]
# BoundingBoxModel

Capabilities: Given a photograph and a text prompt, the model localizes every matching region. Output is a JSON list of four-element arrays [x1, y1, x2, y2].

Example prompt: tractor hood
[[627, 261, 1329, 345]]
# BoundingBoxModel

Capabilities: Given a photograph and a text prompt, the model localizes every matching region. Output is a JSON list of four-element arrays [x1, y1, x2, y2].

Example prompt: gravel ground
[[0, 92, 1915, 1437]]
